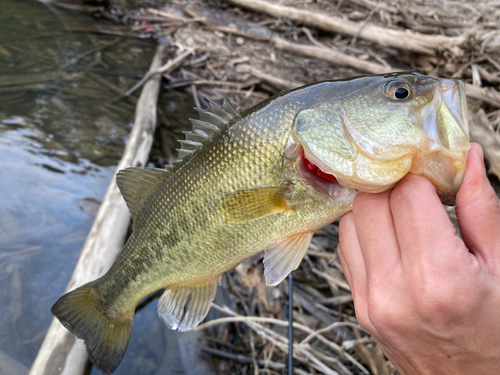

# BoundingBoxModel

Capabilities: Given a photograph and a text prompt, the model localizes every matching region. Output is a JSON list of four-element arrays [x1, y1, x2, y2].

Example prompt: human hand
[[337, 143, 500, 375]]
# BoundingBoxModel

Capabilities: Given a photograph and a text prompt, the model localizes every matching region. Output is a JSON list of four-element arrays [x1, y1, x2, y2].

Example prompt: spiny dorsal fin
[[173, 97, 239, 166], [116, 168, 170, 221]]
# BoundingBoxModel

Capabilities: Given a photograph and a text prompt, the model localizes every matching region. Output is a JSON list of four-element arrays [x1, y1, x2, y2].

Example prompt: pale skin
[[337, 143, 500, 375]]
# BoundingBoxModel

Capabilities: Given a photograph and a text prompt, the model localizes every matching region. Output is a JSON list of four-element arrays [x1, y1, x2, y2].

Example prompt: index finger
[[352, 190, 401, 282], [389, 174, 468, 272]]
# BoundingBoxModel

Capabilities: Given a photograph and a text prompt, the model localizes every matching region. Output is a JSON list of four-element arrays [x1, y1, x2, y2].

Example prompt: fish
[[51, 72, 470, 374]]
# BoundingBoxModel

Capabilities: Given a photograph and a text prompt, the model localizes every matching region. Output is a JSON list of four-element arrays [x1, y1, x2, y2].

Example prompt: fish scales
[[51, 73, 471, 375], [98, 87, 338, 313]]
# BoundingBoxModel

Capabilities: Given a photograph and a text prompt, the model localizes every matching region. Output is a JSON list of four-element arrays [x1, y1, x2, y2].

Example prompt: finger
[[351, 190, 401, 281], [456, 143, 500, 272], [337, 245, 353, 289], [389, 174, 466, 272], [338, 213, 373, 332]]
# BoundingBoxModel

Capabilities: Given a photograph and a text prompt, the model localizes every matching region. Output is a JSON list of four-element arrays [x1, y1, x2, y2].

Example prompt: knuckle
[[414, 281, 461, 318], [366, 295, 397, 331]]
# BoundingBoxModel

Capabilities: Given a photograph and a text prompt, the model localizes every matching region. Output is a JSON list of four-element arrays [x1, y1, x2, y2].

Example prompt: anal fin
[[263, 232, 313, 286], [158, 278, 220, 331]]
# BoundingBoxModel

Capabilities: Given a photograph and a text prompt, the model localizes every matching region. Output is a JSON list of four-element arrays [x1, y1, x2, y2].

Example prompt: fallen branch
[[236, 65, 305, 91], [224, 0, 467, 55], [272, 37, 388, 75], [125, 48, 194, 96], [29, 45, 166, 375]]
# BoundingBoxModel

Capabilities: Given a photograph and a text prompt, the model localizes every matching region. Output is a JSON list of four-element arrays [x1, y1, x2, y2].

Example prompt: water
[[0, 1, 214, 374]]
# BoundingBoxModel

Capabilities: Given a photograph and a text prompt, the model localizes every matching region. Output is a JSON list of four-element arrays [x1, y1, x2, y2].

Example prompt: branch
[[224, 0, 467, 55]]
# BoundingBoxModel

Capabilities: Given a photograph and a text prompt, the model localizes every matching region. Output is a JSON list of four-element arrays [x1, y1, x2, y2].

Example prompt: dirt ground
[[44, 0, 500, 374]]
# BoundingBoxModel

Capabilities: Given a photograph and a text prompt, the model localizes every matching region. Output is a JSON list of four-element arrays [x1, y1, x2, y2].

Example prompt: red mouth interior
[[300, 149, 338, 183]]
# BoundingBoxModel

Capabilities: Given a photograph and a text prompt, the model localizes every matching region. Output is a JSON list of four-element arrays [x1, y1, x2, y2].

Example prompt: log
[[28, 45, 165, 375], [224, 0, 467, 55]]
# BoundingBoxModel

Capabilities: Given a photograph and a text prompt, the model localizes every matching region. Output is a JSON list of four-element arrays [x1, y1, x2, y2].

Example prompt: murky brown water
[[0, 1, 214, 374]]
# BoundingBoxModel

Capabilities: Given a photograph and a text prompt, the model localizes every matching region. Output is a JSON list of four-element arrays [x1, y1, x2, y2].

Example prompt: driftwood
[[223, 0, 467, 55], [28, 45, 165, 375]]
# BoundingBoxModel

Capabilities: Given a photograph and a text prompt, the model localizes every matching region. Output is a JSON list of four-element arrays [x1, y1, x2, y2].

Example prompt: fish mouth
[[286, 142, 349, 198], [409, 78, 470, 205]]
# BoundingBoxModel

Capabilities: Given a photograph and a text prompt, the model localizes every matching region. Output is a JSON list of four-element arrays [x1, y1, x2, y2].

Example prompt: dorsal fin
[[116, 168, 170, 221], [173, 97, 239, 166]]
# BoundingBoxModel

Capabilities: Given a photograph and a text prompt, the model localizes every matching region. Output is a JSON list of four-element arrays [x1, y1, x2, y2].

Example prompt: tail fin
[[51, 281, 133, 375]]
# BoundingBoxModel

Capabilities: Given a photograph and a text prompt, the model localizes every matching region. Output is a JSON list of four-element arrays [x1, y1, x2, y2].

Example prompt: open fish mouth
[[285, 141, 350, 199], [289, 75, 470, 205]]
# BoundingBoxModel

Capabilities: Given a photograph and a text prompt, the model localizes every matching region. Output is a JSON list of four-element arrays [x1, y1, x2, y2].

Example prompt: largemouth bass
[[52, 72, 470, 374]]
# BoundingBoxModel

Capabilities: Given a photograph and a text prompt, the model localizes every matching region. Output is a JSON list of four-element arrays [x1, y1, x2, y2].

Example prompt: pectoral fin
[[158, 278, 220, 331], [263, 232, 313, 286], [220, 187, 293, 222]]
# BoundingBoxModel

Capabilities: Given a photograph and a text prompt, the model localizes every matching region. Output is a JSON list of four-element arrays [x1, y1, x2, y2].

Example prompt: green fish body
[[52, 72, 470, 374]]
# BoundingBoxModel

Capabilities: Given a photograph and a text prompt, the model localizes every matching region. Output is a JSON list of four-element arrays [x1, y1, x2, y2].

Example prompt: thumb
[[456, 143, 500, 273]]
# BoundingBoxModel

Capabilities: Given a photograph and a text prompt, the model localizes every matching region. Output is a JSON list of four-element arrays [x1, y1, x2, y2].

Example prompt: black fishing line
[[287, 18, 293, 375]]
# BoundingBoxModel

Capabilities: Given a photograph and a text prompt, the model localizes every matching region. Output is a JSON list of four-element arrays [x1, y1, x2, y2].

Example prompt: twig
[[348, 0, 399, 14], [466, 84, 500, 108], [125, 48, 194, 97], [311, 268, 351, 292], [88, 73, 137, 105], [299, 322, 360, 346], [201, 347, 286, 370], [191, 84, 201, 108], [237, 65, 305, 91], [301, 27, 327, 49], [61, 38, 121, 70]]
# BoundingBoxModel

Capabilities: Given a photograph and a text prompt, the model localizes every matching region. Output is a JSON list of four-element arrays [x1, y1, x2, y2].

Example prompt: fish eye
[[384, 80, 412, 101]]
